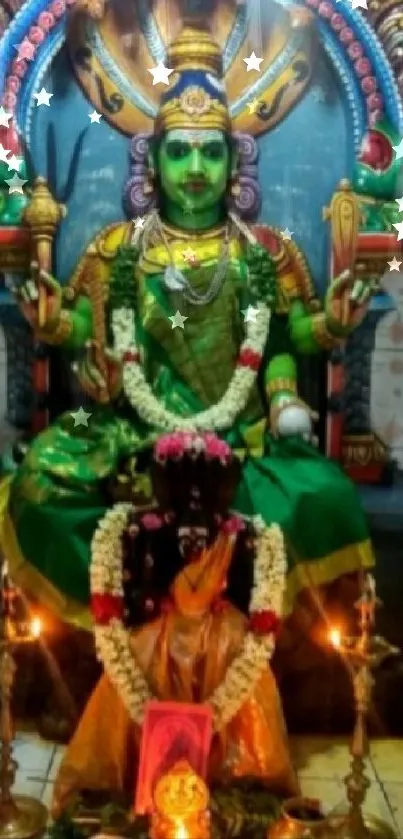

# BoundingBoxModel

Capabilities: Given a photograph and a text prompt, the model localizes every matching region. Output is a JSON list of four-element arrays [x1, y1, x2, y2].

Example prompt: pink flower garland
[[154, 431, 233, 464], [2, 0, 76, 111], [307, 0, 384, 126]]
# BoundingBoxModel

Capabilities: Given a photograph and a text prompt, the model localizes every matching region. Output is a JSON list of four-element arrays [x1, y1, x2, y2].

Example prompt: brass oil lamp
[[328, 573, 399, 839], [150, 760, 210, 839], [0, 559, 48, 839]]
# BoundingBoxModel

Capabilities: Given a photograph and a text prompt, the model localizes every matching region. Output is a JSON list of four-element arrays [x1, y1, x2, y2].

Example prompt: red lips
[[184, 179, 207, 193]]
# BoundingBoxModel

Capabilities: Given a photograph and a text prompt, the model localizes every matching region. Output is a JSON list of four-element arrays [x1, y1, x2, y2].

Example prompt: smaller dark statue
[[52, 432, 298, 816], [120, 443, 255, 628]]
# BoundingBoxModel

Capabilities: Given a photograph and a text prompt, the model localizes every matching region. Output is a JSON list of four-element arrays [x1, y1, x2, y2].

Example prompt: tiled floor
[[10, 733, 403, 836]]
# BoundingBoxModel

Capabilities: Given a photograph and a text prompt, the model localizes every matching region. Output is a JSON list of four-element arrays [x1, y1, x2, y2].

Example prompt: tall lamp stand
[[0, 562, 48, 839]]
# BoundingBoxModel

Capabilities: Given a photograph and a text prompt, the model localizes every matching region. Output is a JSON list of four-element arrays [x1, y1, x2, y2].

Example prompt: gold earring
[[144, 166, 155, 195], [230, 172, 241, 197]]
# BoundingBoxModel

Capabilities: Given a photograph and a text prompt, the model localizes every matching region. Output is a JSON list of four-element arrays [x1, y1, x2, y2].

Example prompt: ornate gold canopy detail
[[67, 0, 316, 137]]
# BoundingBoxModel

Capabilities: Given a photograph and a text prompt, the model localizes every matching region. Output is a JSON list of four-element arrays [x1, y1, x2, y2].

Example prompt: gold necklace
[[161, 219, 227, 242]]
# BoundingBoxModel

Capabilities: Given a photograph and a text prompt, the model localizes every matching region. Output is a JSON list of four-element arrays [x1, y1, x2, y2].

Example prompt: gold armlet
[[36, 310, 73, 346], [312, 313, 340, 350], [266, 377, 297, 398]]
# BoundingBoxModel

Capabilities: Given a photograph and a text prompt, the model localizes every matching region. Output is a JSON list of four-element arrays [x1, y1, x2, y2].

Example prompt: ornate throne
[[0, 0, 402, 485], [325, 170, 403, 485]]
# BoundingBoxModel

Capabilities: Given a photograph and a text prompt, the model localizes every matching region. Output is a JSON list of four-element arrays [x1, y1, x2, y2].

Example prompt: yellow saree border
[[0, 476, 374, 629], [283, 539, 374, 615]]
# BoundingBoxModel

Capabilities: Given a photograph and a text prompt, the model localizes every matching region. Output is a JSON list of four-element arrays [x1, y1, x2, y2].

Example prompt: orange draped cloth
[[52, 533, 298, 816]]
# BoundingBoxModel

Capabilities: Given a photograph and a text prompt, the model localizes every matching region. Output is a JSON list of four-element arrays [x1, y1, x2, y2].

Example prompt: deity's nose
[[188, 148, 204, 175]]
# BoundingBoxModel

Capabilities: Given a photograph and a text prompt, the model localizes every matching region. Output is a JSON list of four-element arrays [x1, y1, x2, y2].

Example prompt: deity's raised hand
[[325, 269, 374, 337], [15, 261, 62, 332], [76, 340, 122, 402]]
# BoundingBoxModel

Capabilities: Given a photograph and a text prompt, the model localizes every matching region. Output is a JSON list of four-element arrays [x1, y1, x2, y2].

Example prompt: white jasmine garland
[[90, 505, 286, 732], [111, 304, 271, 432]]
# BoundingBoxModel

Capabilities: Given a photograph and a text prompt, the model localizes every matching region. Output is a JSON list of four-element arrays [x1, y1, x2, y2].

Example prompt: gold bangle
[[311, 313, 340, 350], [36, 310, 73, 346], [266, 377, 297, 397]]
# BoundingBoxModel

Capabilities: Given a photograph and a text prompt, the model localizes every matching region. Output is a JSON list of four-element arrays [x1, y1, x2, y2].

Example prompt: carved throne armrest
[[323, 180, 402, 484]]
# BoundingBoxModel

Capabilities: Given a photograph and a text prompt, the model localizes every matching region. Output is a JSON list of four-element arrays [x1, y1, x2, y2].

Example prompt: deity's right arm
[[34, 294, 94, 350], [31, 223, 132, 350]]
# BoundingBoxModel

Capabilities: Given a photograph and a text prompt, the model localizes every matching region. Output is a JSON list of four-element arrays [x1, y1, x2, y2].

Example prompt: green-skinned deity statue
[[1, 16, 375, 630]]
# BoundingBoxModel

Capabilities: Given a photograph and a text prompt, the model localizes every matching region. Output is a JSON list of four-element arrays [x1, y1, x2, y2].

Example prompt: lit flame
[[329, 627, 342, 649], [175, 822, 188, 839], [30, 617, 42, 639]]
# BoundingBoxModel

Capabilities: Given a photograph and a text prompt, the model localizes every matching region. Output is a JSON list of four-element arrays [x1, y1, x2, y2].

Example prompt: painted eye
[[166, 141, 191, 160], [203, 142, 225, 160], [358, 129, 393, 172]]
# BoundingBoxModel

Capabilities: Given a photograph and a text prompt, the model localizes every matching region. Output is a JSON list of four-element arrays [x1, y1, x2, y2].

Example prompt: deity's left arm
[[261, 236, 364, 437], [261, 233, 342, 391]]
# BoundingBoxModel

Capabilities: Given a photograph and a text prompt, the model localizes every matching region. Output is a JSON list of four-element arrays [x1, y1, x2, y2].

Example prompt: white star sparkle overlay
[[388, 258, 401, 272], [5, 173, 27, 194], [243, 52, 263, 72], [148, 62, 173, 86], [395, 197, 403, 213], [14, 38, 35, 61], [0, 143, 10, 164], [89, 111, 102, 123], [134, 217, 145, 230], [241, 305, 260, 323], [7, 154, 23, 172], [70, 407, 92, 427], [281, 228, 294, 240], [182, 247, 198, 265], [33, 88, 53, 107], [0, 107, 12, 128], [392, 139, 403, 161], [169, 311, 188, 330], [393, 222, 403, 241]]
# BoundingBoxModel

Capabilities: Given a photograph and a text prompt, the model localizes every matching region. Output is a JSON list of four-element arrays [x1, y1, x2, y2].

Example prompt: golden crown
[[167, 17, 223, 75], [156, 18, 230, 133]]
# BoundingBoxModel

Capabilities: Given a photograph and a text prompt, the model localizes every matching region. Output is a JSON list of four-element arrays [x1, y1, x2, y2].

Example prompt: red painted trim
[[357, 233, 403, 253], [345, 464, 384, 483], [0, 227, 30, 248], [33, 359, 47, 392], [328, 412, 344, 460]]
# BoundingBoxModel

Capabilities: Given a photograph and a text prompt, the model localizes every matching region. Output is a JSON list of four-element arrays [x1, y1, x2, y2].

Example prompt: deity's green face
[[155, 128, 231, 226]]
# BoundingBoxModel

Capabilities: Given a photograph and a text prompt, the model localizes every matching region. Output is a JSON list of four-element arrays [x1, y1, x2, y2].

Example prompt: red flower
[[28, 26, 45, 45], [49, 0, 66, 18], [238, 348, 261, 371], [123, 350, 140, 364], [142, 513, 163, 531], [38, 11, 56, 31], [249, 609, 281, 636], [91, 593, 124, 625], [222, 515, 246, 534]]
